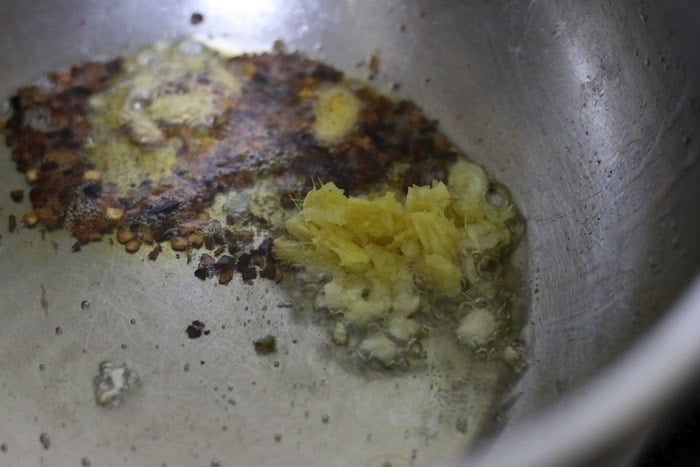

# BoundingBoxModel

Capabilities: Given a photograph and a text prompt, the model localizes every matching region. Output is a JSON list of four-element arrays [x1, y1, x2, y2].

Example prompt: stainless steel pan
[[1, 1, 698, 466]]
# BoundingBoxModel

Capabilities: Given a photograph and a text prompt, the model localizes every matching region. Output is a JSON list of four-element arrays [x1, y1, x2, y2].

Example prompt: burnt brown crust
[[3, 50, 458, 283]]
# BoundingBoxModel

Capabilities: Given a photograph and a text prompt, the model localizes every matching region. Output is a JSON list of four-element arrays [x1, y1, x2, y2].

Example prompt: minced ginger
[[274, 160, 516, 326]]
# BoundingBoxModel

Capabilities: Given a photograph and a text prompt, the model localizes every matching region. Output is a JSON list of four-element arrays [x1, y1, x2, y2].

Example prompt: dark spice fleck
[[219, 269, 234, 285], [186, 320, 209, 339], [215, 255, 236, 273], [39, 433, 50, 450], [280, 191, 298, 208], [40, 284, 49, 311], [253, 334, 276, 355], [190, 12, 204, 25], [252, 237, 274, 257], [148, 198, 180, 216], [147, 244, 162, 261], [104, 58, 123, 75], [233, 230, 254, 244], [236, 253, 252, 272], [227, 242, 237, 255], [199, 254, 215, 267], [83, 183, 102, 198], [10, 190, 24, 202], [204, 235, 215, 250], [260, 262, 278, 281], [8, 214, 16, 233], [241, 266, 257, 281], [194, 267, 208, 280]]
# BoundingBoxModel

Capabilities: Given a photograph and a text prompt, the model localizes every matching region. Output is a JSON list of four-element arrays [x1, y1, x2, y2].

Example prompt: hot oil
[[270, 224, 526, 462], [85, 40, 244, 193], [1, 39, 527, 465], [221, 163, 527, 463]]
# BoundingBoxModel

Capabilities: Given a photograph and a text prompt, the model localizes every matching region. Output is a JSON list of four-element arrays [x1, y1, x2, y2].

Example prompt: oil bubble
[[39, 433, 50, 450]]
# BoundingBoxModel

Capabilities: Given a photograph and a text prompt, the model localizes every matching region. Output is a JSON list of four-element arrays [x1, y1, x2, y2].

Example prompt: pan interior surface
[[1, 1, 699, 467]]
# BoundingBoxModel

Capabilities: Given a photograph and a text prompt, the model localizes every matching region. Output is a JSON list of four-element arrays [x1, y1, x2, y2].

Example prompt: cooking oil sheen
[[0, 38, 527, 466]]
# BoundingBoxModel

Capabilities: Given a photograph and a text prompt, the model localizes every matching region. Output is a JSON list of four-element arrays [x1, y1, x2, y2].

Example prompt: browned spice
[[124, 239, 141, 253], [233, 230, 255, 245], [260, 262, 278, 281], [8, 214, 16, 232], [199, 253, 215, 266], [194, 267, 208, 280], [141, 228, 154, 245], [187, 233, 204, 249], [241, 267, 257, 282], [204, 235, 215, 250], [170, 236, 188, 251], [2, 47, 458, 287], [147, 244, 162, 261], [116, 229, 134, 244], [219, 269, 234, 285]]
